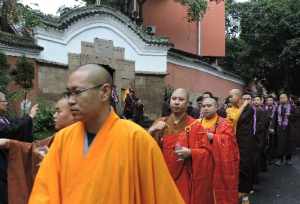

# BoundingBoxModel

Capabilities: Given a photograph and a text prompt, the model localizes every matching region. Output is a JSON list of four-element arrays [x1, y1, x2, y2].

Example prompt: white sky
[[20, 0, 250, 15], [20, 0, 84, 15]]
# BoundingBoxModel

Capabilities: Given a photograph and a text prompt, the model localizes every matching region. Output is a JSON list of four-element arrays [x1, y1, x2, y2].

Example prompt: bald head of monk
[[53, 98, 75, 130], [229, 89, 242, 106], [202, 97, 218, 119], [66, 64, 113, 131], [170, 88, 189, 115], [0, 91, 8, 113]]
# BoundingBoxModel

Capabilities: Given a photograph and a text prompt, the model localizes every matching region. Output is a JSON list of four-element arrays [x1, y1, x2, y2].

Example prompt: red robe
[[202, 116, 240, 204], [156, 115, 214, 204], [6, 137, 54, 204]]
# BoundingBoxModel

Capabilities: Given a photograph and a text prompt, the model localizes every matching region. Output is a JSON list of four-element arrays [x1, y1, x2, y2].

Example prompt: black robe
[[254, 108, 269, 174], [290, 105, 300, 148], [0, 115, 33, 204], [275, 105, 295, 158], [264, 106, 277, 159], [236, 104, 259, 193]]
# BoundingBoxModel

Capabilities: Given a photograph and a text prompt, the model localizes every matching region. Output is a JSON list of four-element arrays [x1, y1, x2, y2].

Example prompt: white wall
[[34, 16, 169, 72]]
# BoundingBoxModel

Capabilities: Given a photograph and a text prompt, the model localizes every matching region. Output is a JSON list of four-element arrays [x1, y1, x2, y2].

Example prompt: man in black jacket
[[0, 91, 38, 204]]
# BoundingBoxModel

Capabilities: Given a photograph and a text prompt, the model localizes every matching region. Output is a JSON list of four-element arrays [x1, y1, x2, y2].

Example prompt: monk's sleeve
[[28, 134, 62, 204], [135, 130, 184, 204], [190, 144, 214, 181], [189, 134, 214, 204], [218, 123, 240, 177]]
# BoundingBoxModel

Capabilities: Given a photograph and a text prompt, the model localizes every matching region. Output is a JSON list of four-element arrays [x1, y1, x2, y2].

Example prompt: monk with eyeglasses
[[28, 64, 184, 204]]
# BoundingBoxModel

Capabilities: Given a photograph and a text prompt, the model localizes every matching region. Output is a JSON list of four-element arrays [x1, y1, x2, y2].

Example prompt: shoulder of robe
[[116, 119, 157, 143], [53, 122, 82, 142], [218, 117, 234, 130]]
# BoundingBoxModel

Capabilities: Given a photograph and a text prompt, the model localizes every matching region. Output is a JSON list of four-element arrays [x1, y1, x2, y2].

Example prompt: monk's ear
[[100, 83, 112, 102]]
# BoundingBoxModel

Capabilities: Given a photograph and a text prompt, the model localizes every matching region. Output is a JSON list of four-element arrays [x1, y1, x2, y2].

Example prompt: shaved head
[[0, 92, 5, 100], [67, 64, 113, 125], [54, 98, 75, 130], [75, 64, 113, 86], [202, 97, 217, 107], [229, 89, 242, 106], [171, 88, 189, 101], [56, 97, 69, 107], [229, 89, 242, 97], [170, 88, 189, 115], [0, 91, 8, 112], [202, 97, 218, 118]]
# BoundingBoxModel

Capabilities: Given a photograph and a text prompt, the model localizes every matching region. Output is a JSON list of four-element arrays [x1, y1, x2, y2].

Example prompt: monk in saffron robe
[[149, 88, 214, 204], [0, 98, 75, 204], [29, 64, 184, 204], [200, 97, 239, 204]]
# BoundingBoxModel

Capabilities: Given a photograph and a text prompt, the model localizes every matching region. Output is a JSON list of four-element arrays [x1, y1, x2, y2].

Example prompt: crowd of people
[[156, 88, 300, 203], [0, 63, 299, 204]]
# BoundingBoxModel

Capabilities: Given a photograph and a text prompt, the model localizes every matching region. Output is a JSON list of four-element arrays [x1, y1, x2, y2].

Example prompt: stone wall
[[135, 72, 166, 119], [38, 64, 68, 97], [36, 38, 166, 119]]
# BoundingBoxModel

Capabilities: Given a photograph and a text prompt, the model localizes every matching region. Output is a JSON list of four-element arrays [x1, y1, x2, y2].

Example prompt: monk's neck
[[84, 107, 111, 134], [204, 113, 218, 121], [170, 112, 187, 125], [233, 101, 242, 108]]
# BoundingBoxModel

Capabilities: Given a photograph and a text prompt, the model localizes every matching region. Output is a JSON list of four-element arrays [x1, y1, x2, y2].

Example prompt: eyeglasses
[[63, 84, 104, 98], [0, 101, 8, 103]]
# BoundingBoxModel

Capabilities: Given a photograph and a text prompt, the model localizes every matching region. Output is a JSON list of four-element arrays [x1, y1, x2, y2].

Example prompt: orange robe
[[155, 115, 214, 204], [201, 115, 240, 204], [226, 106, 243, 132], [29, 111, 184, 204]]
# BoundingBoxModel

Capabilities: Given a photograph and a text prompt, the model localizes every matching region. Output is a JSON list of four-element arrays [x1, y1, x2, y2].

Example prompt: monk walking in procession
[[226, 89, 257, 202], [200, 97, 240, 204], [0, 97, 75, 204], [149, 88, 214, 204], [28, 64, 184, 204]]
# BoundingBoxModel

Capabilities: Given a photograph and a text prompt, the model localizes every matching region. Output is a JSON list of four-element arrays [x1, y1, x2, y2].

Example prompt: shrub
[[0, 52, 10, 93], [33, 99, 55, 140]]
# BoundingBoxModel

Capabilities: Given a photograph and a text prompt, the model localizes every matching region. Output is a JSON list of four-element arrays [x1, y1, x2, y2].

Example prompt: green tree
[[222, 0, 300, 94], [12, 56, 35, 112], [33, 99, 55, 140], [0, 52, 10, 93], [0, 0, 41, 32]]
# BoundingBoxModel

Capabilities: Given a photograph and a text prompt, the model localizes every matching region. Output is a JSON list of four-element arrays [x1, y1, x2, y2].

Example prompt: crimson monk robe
[[200, 115, 240, 204], [154, 115, 215, 204], [29, 111, 184, 204], [5, 137, 53, 204]]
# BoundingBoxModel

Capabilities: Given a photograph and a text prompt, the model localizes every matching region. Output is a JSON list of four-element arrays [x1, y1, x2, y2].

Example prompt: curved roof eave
[[36, 6, 173, 48]]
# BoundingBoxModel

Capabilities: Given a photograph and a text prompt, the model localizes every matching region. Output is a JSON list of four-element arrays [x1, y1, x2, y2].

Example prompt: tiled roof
[[37, 6, 173, 47]]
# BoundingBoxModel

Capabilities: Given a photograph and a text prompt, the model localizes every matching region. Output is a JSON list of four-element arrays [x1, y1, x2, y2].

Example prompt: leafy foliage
[[0, 52, 10, 93], [33, 99, 55, 140], [176, 0, 208, 22], [0, 0, 41, 32], [13, 55, 34, 90], [222, 0, 300, 94], [16, 3, 41, 29]]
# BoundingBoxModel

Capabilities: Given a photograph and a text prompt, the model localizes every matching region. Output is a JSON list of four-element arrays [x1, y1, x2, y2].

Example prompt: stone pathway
[[251, 150, 300, 204]]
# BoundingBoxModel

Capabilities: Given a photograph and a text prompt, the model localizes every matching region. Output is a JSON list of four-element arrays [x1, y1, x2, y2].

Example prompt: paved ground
[[251, 149, 300, 204]]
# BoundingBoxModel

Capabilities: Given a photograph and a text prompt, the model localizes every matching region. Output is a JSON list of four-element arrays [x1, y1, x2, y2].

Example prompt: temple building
[[0, 1, 243, 118]]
